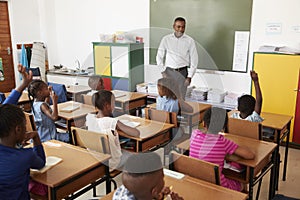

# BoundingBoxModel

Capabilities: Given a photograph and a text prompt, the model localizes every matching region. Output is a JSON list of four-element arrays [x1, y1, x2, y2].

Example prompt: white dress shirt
[[156, 33, 198, 78]]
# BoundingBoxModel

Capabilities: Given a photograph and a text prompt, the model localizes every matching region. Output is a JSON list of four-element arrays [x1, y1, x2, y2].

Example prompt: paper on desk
[[119, 119, 140, 128], [31, 156, 62, 173], [163, 168, 185, 179], [60, 104, 80, 113]]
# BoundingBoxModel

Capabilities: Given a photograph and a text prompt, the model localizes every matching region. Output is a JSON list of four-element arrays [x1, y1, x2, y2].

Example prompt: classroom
[[0, 0, 299, 199]]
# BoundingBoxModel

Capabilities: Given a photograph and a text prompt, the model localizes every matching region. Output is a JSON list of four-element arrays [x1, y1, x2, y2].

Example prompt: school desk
[[175, 134, 277, 200], [112, 90, 148, 115], [260, 112, 292, 187], [116, 114, 175, 152], [99, 172, 248, 200], [66, 85, 91, 101], [228, 110, 292, 185], [5, 91, 31, 111], [147, 101, 211, 134], [30, 140, 111, 200], [55, 101, 96, 141]]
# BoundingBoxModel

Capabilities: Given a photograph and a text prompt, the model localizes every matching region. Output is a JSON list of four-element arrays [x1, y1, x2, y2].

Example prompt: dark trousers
[[165, 67, 188, 99]]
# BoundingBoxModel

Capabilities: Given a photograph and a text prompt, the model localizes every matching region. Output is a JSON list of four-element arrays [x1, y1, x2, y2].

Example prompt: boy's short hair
[[0, 104, 25, 138], [238, 94, 256, 116], [203, 107, 228, 134], [88, 75, 103, 90], [124, 152, 163, 175]]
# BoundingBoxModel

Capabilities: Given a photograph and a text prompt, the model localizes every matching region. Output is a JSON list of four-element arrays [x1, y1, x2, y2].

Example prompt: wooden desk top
[[100, 174, 247, 200], [5, 91, 30, 103], [66, 85, 91, 94], [148, 101, 211, 115], [30, 140, 111, 187], [260, 112, 293, 130], [56, 101, 96, 120], [228, 110, 292, 130], [176, 133, 277, 168], [117, 114, 175, 141], [164, 175, 247, 200], [112, 90, 148, 103]]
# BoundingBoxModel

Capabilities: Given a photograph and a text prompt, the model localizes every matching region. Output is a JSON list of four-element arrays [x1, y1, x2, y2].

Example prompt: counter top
[[46, 69, 93, 77]]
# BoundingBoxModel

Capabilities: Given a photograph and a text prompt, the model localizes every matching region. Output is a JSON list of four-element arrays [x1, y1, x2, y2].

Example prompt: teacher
[[156, 16, 198, 99]]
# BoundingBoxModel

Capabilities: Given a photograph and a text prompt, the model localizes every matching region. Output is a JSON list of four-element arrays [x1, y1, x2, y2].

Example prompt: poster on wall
[[0, 58, 4, 81]]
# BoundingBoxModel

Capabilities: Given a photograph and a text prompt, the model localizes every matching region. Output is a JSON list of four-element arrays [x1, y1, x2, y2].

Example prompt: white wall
[[8, 0, 300, 94]]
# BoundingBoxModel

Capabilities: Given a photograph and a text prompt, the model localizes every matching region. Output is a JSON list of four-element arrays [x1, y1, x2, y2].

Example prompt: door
[[0, 1, 15, 92], [292, 70, 300, 144]]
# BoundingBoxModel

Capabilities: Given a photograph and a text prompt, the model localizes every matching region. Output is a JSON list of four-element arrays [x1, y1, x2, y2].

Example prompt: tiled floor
[[75, 146, 300, 200]]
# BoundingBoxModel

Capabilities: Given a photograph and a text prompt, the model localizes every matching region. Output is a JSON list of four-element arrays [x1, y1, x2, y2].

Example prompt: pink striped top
[[189, 129, 242, 191]]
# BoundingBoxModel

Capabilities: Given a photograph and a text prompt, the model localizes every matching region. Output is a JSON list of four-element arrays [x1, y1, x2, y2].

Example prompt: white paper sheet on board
[[232, 31, 250, 72]]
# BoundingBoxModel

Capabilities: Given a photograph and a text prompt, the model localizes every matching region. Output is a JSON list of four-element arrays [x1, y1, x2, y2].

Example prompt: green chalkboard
[[150, 0, 252, 71]]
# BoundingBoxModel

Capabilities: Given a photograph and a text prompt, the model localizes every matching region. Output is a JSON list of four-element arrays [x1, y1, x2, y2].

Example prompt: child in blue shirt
[[28, 80, 69, 142], [231, 71, 263, 122], [0, 104, 45, 200], [156, 77, 193, 114]]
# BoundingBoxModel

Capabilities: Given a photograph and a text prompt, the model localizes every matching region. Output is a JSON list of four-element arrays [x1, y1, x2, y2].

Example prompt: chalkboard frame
[[150, 0, 253, 72]]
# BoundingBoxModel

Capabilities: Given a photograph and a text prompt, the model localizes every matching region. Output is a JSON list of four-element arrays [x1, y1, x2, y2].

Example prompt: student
[[3, 64, 33, 105], [156, 77, 193, 114], [113, 152, 183, 200], [85, 90, 140, 170], [28, 80, 69, 143], [0, 104, 46, 200], [190, 107, 255, 191], [231, 70, 263, 122], [86, 75, 105, 96]]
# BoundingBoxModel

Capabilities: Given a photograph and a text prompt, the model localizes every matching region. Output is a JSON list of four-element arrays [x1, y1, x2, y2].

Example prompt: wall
[[7, 0, 300, 94]]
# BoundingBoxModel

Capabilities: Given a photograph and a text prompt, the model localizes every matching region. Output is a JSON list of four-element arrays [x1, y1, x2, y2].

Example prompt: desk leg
[[269, 151, 277, 200], [50, 187, 56, 200], [188, 116, 192, 134], [275, 129, 280, 190], [283, 121, 291, 181], [248, 168, 254, 200], [105, 164, 111, 194]]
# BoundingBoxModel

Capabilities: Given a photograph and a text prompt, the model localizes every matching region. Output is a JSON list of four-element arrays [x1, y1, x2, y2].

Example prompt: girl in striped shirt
[[190, 107, 255, 191]]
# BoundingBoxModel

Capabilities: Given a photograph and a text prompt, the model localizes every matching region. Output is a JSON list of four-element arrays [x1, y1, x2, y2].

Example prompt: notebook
[[119, 119, 140, 128], [60, 104, 80, 113], [112, 91, 127, 98], [31, 156, 62, 173]]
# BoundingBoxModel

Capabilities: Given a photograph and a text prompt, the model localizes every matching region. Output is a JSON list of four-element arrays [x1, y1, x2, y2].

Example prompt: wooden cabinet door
[[292, 70, 300, 144], [0, 2, 15, 92], [253, 53, 300, 142]]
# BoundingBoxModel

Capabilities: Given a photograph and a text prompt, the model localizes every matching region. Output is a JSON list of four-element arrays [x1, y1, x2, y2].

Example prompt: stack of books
[[136, 82, 148, 93], [207, 89, 227, 103], [147, 82, 158, 95], [224, 92, 241, 106], [185, 86, 195, 98], [190, 87, 209, 101]]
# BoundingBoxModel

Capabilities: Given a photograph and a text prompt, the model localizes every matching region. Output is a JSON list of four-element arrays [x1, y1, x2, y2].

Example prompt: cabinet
[[93, 42, 144, 91], [252, 52, 300, 143]]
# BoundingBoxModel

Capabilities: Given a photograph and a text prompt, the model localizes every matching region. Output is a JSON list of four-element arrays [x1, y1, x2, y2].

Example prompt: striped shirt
[[189, 129, 242, 191]]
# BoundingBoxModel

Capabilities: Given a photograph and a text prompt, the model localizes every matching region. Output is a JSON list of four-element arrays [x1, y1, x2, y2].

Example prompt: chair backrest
[[71, 127, 110, 154], [144, 107, 178, 127], [47, 82, 68, 104], [227, 117, 262, 140], [26, 67, 41, 80], [24, 112, 36, 131], [81, 94, 93, 106], [169, 151, 220, 185]]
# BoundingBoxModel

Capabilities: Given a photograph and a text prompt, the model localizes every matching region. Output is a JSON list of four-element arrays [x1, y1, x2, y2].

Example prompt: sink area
[[49, 68, 90, 76]]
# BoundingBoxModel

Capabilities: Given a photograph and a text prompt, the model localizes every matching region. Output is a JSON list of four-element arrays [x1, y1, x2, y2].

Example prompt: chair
[[144, 107, 178, 127], [227, 117, 265, 199], [71, 127, 120, 194], [81, 94, 93, 106], [26, 67, 41, 80], [47, 82, 68, 104], [227, 117, 262, 140], [24, 112, 36, 131], [169, 151, 220, 185]]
